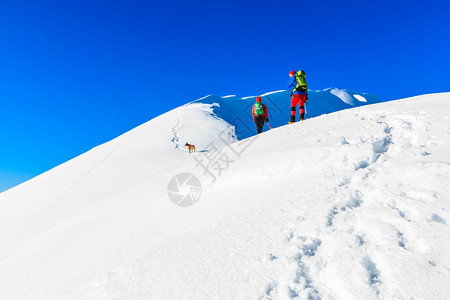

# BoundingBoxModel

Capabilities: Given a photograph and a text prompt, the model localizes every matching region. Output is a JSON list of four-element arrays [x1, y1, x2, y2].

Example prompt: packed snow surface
[[0, 91, 449, 300]]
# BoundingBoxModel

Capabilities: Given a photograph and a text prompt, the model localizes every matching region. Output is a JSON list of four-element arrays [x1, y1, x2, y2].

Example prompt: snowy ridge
[[187, 88, 382, 140], [0, 92, 449, 299]]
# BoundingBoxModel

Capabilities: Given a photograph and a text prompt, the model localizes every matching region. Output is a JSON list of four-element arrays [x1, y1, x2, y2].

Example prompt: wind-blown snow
[[330, 88, 354, 105], [0, 91, 449, 300], [354, 94, 367, 102]]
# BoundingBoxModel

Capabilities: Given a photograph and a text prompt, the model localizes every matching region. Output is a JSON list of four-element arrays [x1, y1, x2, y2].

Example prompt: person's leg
[[255, 119, 260, 134], [255, 116, 264, 134], [298, 94, 306, 120], [259, 116, 266, 133], [290, 95, 299, 123]]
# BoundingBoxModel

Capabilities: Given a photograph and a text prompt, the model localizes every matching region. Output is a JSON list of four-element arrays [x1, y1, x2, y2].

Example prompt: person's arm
[[252, 105, 255, 120], [287, 76, 296, 89], [263, 105, 269, 122]]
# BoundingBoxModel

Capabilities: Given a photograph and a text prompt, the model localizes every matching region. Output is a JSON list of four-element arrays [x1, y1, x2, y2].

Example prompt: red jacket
[[252, 101, 268, 120]]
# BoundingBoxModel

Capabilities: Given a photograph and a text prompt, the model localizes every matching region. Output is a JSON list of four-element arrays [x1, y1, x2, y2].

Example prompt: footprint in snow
[[362, 256, 382, 296], [430, 213, 447, 225]]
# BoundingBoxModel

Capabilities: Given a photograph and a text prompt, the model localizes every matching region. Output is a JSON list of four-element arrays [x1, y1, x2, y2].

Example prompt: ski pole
[[266, 122, 272, 129], [305, 102, 308, 120]]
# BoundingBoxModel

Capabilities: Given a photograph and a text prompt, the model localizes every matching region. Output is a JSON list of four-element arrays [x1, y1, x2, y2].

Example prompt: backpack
[[254, 102, 264, 116], [294, 70, 308, 92]]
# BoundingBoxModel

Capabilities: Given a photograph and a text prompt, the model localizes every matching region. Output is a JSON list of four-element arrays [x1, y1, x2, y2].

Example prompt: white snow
[[260, 90, 288, 97], [354, 94, 368, 102], [330, 88, 354, 105], [0, 91, 449, 300]]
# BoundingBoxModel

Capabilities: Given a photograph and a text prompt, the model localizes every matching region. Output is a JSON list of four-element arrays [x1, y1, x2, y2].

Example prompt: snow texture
[[0, 90, 449, 300]]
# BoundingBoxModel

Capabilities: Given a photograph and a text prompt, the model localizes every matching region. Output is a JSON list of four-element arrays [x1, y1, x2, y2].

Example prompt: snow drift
[[1, 89, 449, 300]]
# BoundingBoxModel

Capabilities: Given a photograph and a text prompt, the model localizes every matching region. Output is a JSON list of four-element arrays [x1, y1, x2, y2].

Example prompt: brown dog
[[185, 143, 196, 153]]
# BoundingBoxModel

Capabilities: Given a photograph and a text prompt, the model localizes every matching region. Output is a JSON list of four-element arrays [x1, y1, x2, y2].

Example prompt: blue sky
[[1, 0, 449, 192]]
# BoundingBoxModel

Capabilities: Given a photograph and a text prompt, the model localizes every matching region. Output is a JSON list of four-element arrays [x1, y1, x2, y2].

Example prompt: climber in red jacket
[[252, 96, 269, 134]]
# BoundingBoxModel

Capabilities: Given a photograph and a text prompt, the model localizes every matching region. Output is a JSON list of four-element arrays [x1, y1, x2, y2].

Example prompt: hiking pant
[[254, 116, 266, 134], [290, 94, 306, 122]]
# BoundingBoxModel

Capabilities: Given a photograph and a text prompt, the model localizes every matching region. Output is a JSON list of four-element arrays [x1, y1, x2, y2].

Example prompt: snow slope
[[0, 91, 449, 300]]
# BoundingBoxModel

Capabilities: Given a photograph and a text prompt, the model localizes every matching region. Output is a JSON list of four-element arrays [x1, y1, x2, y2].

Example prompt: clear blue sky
[[1, 0, 449, 192]]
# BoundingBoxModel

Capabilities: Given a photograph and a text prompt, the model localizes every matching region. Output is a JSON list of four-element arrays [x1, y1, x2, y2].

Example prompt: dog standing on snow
[[185, 143, 196, 153]]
